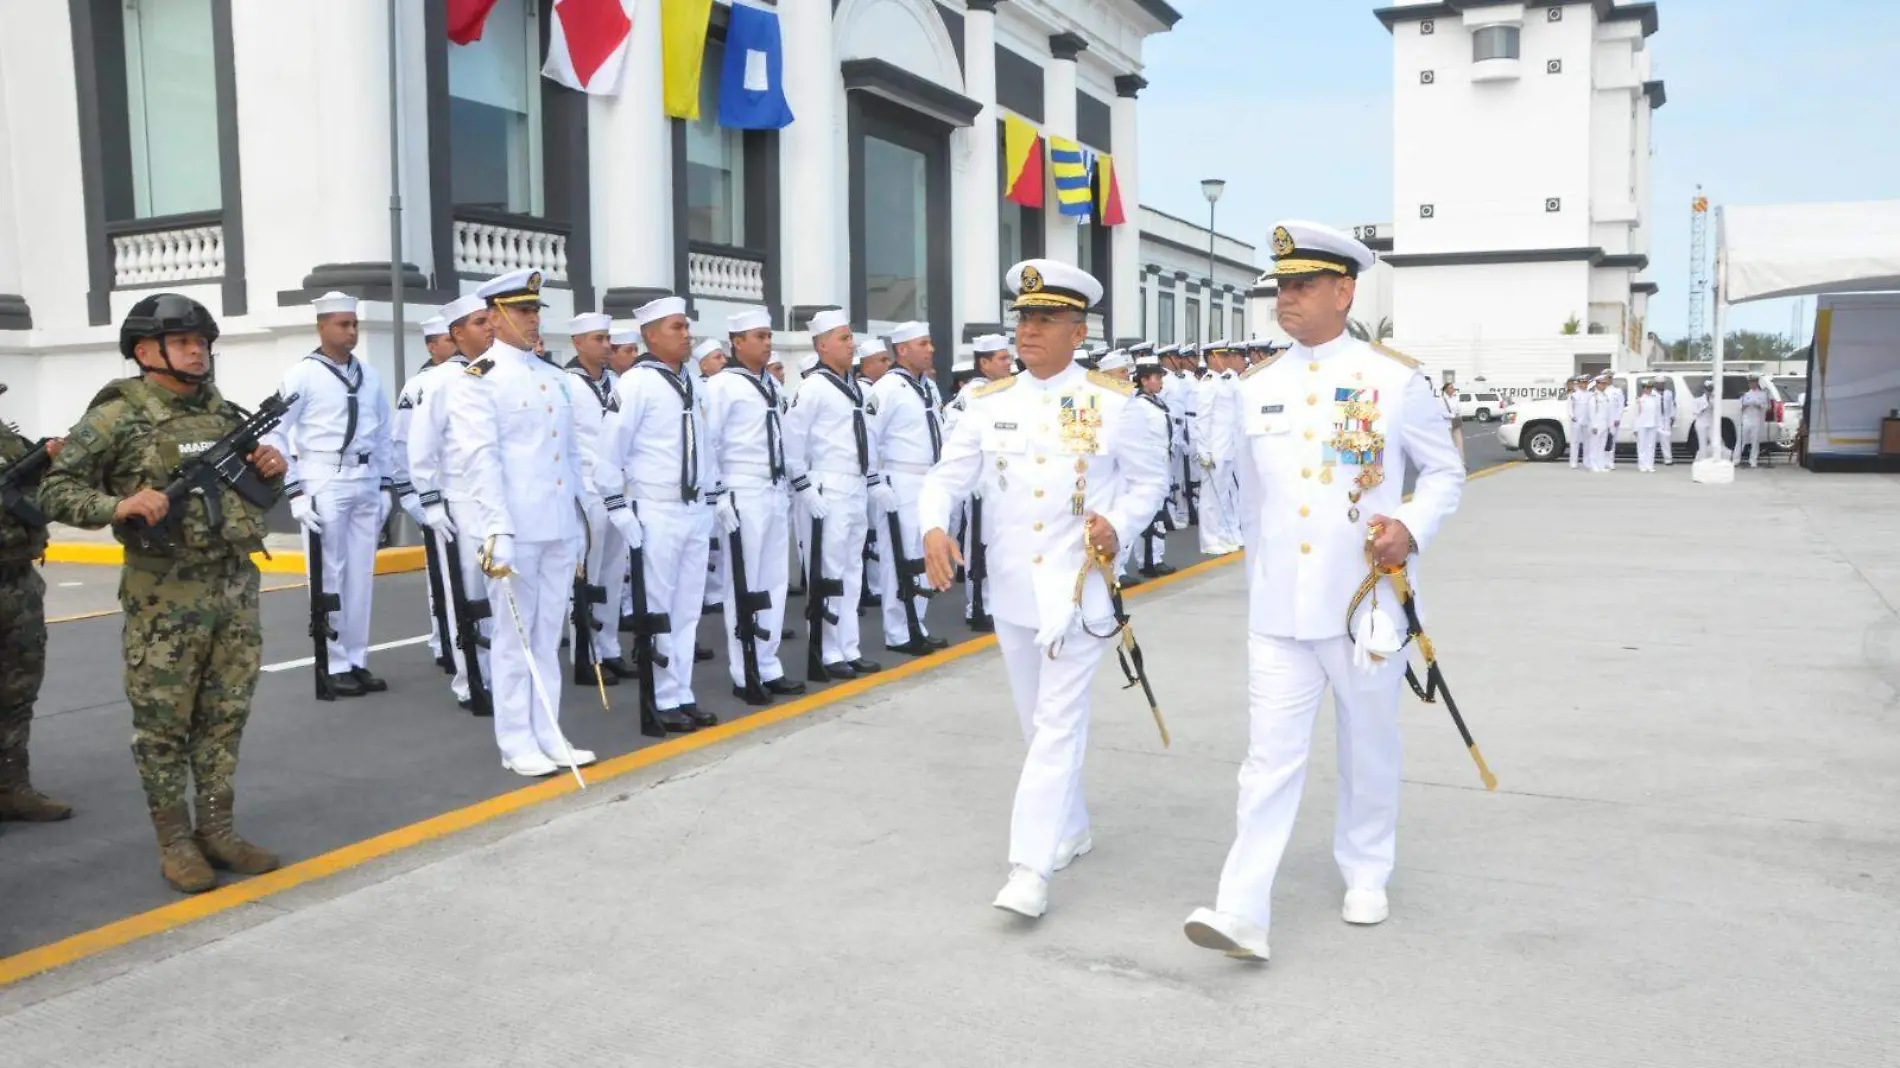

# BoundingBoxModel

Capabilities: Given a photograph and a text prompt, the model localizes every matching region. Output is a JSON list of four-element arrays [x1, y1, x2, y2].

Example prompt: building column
[[0, 50, 28, 330], [1110, 74, 1145, 342], [1042, 32, 1085, 270], [594, 4, 673, 316], [780, 1, 840, 326], [955, 1, 1004, 338]]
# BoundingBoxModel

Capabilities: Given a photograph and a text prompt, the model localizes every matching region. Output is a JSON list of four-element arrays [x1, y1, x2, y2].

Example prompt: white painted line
[[262, 633, 433, 673], [57, 582, 84, 588]]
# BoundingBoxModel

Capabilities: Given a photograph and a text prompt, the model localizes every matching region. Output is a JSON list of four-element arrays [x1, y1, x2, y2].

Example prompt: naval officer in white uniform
[[919, 260, 1169, 920], [268, 291, 396, 697], [444, 270, 598, 776], [392, 314, 462, 672], [1184, 222, 1463, 962]]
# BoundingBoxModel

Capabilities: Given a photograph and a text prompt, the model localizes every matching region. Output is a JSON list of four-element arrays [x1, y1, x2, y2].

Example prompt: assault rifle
[[0, 437, 53, 528], [121, 391, 297, 552]]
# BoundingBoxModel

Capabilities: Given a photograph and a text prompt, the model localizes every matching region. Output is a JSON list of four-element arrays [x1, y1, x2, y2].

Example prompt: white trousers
[[1568, 421, 1586, 467], [303, 475, 380, 675], [484, 538, 580, 764], [1740, 422, 1764, 465], [1168, 441, 1193, 527], [994, 620, 1108, 878], [581, 507, 626, 662], [1214, 633, 1405, 932], [637, 499, 714, 710], [1586, 428, 1608, 470], [723, 484, 791, 687], [1695, 416, 1717, 460], [876, 472, 932, 646], [795, 477, 868, 664], [1602, 424, 1620, 468], [706, 533, 727, 608], [1636, 427, 1659, 471]]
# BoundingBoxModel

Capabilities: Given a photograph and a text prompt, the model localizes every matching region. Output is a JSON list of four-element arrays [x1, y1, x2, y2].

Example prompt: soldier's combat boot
[[152, 802, 215, 893], [0, 750, 73, 821], [193, 788, 281, 875]]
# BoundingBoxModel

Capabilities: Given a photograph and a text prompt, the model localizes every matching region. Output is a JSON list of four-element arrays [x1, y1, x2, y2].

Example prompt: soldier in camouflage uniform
[[37, 294, 289, 893], [0, 404, 73, 826]]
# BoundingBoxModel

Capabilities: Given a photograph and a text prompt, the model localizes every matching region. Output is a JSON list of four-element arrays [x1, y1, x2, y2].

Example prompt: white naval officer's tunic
[[918, 362, 1169, 878], [444, 341, 588, 766], [266, 351, 394, 677], [565, 362, 625, 665], [1208, 333, 1463, 934]]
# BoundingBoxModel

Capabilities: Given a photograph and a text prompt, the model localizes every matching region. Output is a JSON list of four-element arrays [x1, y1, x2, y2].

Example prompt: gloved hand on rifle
[[421, 500, 457, 542], [607, 503, 643, 550], [793, 477, 829, 520], [375, 484, 393, 529], [868, 476, 899, 516], [289, 492, 323, 534], [712, 490, 741, 535], [398, 488, 426, 527]]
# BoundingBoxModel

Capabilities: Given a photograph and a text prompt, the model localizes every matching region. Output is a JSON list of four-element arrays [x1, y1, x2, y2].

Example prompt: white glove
[[422, 501, 457, 542], [376, 488, 393, 529], [869, 480, 900, 516], [290, 494, 323, 534], [582, 496, 609, 533], [398, 491, 425, 527], [608, 506, 643, 550], [797, 484, 830, 521], [1352, 606, 1404, 673], [1197, 453, 1215, 471], [714, 492, 741, 534]]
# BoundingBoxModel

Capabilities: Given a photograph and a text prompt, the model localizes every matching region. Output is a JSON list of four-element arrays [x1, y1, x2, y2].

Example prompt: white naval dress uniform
[[868, 367, 942, 647], [409, 354, 488, 703], [1693, 391, 1717, 459], [1658, 388, 1678, 464], [918, 364, 1169, 878], [1195, 370, 1243, 553], [1208, 333, 1463, 934], [1567, 388, 1591, 468], [393, 355, 465, 662], [605, 358, 718, 712], [784, 366, 878, 666], [943, 379, 994, 620], [268, 352, 393, 676], [566, 362, 626, 665], [1603, 385, 1627, 469], [1738, 387, 1768, 466], [1588, 389, 1613, 471], [445, 341, 587, 765], [1635, 391, 1661, 471], [706, 364, 792, 686], [1134, 389, 1174, 572], [1164, 370, 1197, 525]]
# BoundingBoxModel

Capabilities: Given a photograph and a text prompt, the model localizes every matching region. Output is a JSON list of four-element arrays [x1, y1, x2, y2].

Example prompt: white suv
[[1496, 372, 1787, 462], [1456, 390, 1508, 422]]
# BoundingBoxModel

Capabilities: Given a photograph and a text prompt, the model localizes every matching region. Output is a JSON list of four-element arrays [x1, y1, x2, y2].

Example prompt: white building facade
[[0, 0, 1179, 436], [1132, 206, 1255, 347], [1374, 0, 1662, 382]]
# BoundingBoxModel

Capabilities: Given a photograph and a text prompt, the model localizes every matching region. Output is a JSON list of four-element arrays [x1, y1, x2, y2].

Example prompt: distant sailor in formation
[[869, 321, 949, 656], [919, 259, 1169, 920], [1738, 375, 1769, 467], [1634, 380, 1662, 472], [445, 270, 597, 777], [1131, 350, 1176, 578], [1566, 377, 1591, 469], [943, 333, 1013, 631], [391, 314, 462, 675], [1183, 221, 1464, 962], [564, 311, 637, 685], [267, 292, 395, 697]]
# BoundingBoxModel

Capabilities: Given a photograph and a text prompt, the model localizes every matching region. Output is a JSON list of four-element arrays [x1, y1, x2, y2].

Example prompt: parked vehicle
[[1456, 390, 1509, 422], [1496, 372, 1787, 462]]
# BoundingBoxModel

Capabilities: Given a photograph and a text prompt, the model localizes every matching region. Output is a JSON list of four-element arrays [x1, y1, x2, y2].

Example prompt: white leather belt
[[810, 466, 865, 478], [883, 460, 933, 476]]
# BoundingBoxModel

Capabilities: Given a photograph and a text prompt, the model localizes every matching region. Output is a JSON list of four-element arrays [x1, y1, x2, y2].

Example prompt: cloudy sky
[[1137, 0, 1899, 342]]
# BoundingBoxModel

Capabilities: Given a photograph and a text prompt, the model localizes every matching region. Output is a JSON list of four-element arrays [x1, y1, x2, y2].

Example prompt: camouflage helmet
[[119, 293, 220, 362]]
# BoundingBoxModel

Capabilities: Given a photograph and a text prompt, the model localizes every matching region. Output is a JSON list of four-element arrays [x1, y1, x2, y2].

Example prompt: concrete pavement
[[3, 459, 1896, 1065]]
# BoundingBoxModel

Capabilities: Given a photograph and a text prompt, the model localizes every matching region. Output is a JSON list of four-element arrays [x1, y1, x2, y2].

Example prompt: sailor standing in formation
[[943, 333, 1013, 631], [268, 292, 394, 697], [391, 314, 462, 673], [1566, 377, 1591, 469], [563, 312, 636, 684], [1183, 221, 1464, 962], [785, 310, 884, 681], [444, 270, 597, 776], [705, 307, 807, 701], [919, 259, 1169, 919], [407, 295, 493, 713], [1132, 351, 1177, 578], [869, 321, 950, 656]]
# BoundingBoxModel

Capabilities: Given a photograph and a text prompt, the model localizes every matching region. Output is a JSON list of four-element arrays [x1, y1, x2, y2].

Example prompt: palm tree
[[1347, 316, 1393, 342]]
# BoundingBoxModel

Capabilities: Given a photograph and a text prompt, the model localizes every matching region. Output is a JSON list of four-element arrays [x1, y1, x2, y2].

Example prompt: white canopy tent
[[1704, 200, 1900, 477]]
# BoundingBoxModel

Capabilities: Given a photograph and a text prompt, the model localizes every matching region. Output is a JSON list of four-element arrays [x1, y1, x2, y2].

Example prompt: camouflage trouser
[[120, 557, 262, 812], [0, 563, 48, 757]]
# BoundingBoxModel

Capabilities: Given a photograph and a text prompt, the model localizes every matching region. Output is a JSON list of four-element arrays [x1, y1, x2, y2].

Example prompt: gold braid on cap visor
[[1012, 291, 1088, 310], [1271, 257, 1354, 278]]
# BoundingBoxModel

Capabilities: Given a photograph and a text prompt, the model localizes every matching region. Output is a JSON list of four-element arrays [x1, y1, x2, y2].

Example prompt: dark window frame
[[847, 91, 956, 394]]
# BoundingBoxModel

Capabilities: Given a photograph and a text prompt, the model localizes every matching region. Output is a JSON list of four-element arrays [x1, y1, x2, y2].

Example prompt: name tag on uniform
[[1246, 401, 1291, 437], [983, 420, 1026, 453]]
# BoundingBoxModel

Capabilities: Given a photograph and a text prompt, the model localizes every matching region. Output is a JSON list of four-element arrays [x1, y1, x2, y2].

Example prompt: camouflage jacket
[[38, 377, 280, 567], [0, 422, 48, 564]]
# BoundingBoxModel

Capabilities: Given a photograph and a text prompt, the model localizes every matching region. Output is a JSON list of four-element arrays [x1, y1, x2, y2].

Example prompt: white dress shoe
[[991, 866, 1049, 919], [1054, 832, 1093, 872], [544, 744, 597, 768], [1183, 907, 1269, 962], [502, 752, 560, 778], [1342, 888, 1389, 925]]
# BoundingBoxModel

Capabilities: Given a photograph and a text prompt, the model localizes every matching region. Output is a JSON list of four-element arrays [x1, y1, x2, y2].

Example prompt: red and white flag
[[542, 0, 637, 95]]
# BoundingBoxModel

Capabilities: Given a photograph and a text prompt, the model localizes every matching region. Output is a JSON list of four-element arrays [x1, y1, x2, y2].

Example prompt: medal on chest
[[1326, 386, 1385, 520], [1057, 393, 1103, 455]]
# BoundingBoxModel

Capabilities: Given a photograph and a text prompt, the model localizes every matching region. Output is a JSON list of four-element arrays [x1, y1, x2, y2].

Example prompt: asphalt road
[[2, 441, 1507, 959]]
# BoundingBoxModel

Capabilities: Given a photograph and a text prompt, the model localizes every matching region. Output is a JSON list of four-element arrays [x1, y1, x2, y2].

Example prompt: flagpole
[[385, 0, 410, 546]]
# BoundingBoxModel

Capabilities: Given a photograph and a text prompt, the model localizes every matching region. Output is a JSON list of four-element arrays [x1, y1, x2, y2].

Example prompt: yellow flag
[[662, 0, 716, 120]]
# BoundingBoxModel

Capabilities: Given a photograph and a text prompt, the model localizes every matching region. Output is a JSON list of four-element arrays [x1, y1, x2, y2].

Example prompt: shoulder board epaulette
[[1370, 341, 1421, 369], [464, 357, 496, 377], [1241, 353, 1283, 380], [969, 376, 1018, 400], [1086, 370, 1135, 396]]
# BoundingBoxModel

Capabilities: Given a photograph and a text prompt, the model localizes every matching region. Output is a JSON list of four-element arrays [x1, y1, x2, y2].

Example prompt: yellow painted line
[[43, 544, 425, 576], [0, 549, 1241, 988], [2, 466, 1527, 986]]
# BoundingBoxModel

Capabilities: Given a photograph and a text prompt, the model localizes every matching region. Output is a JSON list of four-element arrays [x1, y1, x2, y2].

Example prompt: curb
[[43, 543, 426, 576]]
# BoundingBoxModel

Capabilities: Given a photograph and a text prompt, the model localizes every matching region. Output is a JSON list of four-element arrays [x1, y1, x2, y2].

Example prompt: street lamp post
[[1201, 178, 1226, 345]]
